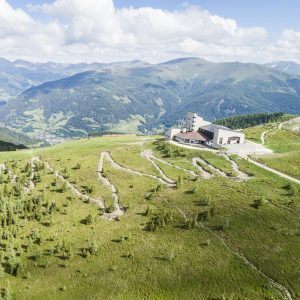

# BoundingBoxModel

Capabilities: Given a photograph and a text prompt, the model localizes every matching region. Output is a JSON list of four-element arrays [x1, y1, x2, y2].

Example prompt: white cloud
[[0, 0, 299, 63]]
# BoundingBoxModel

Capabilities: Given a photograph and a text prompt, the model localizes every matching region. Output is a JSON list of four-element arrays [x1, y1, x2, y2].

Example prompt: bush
[[253, 196, 267, 209], [83, 213, 95, 225], [74, 163, 81, 170]]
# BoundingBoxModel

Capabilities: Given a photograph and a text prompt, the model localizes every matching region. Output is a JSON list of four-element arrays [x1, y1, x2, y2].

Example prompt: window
[[219, 137, 223, 144]]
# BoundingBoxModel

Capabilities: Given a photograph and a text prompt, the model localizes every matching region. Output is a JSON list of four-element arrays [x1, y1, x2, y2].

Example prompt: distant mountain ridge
[[265, 61, 300, 76], [0, 57, 150, 101], [1, 57, 300, 140]]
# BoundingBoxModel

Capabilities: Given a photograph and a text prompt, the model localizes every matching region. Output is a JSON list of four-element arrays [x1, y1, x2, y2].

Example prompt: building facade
[[165, 112, 245, 149]]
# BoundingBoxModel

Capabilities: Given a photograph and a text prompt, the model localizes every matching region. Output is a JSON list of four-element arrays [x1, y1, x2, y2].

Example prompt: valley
[[1, 58, 300, 141]]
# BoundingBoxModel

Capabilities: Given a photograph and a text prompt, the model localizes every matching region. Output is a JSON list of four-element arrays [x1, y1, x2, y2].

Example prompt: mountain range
[[0, 57, 300, 141]]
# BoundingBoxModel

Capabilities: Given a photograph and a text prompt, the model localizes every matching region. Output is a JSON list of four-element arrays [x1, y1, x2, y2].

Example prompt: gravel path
[[141, 150, 177, 185], [98, 152, 125, 220], [247, 157, 300, 186], [101, 151, 176, 187], [191, 158, 213, 179], [219, 153, 252, 181], [32, 157, 106, 209], [142, 149, 199, 178], [260, 130, 271, 145]]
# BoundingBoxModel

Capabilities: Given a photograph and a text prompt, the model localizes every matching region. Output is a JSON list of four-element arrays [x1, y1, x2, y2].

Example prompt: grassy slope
[[248, 119, 300, 179], [0, 127, 37, 146], [0, 136, 299, 299]]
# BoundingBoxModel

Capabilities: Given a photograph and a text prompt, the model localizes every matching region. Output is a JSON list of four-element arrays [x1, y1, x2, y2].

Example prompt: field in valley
[[0, 135, 299, 299]]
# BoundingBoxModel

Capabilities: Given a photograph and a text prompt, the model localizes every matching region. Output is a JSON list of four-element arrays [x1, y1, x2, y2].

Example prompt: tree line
[[214, 112, 288, 129]]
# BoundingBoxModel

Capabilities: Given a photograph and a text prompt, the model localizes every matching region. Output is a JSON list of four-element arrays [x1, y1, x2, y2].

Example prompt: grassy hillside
[[249, 117, 300, 179], [0, 136, 299, 299], [0, 127, 37, 147]]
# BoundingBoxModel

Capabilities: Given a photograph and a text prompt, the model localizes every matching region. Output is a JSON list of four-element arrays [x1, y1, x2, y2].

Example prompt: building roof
[[174, 131, 210, 142], [200, 124, 232, 133]]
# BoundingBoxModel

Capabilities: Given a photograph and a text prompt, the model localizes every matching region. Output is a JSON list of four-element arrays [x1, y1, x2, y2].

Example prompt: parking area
[[225, 142, 273, 157]]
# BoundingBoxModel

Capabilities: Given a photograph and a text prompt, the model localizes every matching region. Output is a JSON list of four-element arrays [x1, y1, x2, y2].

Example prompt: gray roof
[[174, 131, 210, 142], [200, 124, 232, 133]]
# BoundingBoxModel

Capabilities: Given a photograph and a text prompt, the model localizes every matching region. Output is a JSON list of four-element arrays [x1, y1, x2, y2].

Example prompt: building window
[[219, 137, 223, 144]]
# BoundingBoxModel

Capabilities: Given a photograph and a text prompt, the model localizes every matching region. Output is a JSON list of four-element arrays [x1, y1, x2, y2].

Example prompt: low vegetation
[[0, 135, 298, 299]]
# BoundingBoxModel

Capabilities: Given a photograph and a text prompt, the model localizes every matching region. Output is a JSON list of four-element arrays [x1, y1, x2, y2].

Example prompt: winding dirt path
[[194, 156, 228, 178], [261, 130, 271, 145], [101, 151, 176, 187], [141, 150, 177, 185], [23, 157, 37, 193], [141, 149, 198, 178], [219, 153, 251, 181], [278, 116, 300, 130], [98, 152, 125, 220], [32, 157, 106, 210], [191, 158, 212, 179], [247, 157, 300, 186]]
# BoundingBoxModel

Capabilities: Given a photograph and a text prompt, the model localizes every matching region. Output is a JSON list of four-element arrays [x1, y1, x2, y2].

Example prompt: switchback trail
[[98, 151, 178, 219], [219, 153, 251, 181], [32, 157, 106, 209], [141, 150, 177, 185], [101, 151, 176, 187], [141, 149, 198, 178], [191, 158, 212, 179]]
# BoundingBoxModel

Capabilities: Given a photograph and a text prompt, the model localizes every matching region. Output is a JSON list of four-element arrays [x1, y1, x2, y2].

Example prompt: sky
[[1, 0, 300, 63]]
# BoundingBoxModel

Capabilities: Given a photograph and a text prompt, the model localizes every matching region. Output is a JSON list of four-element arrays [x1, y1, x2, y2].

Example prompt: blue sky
[[2, 0, 300, 63], [8, 0, 300, 38]]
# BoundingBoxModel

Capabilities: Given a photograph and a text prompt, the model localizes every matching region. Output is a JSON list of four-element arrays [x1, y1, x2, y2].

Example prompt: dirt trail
[[191, 158, 212, 179], [247, 157, 300, 186], [260, 130, 271, 145], [23, 157, 38, 193], [219, 153, 251, 181], [278, 116, 300, 130], [195, 156, 228, 177], [97, 151, 177, 219], [98, 152, 125, 220], [100, 151, 176, 187], [141, 150, 177, 185], [142, 149, 198, 178], [32, 157, 106, 210]]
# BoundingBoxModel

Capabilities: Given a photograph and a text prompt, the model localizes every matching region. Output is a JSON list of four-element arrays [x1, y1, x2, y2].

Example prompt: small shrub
[[83, 213, 95, 225], [252, 196, 267, 209], [74, 163, 81, 170]]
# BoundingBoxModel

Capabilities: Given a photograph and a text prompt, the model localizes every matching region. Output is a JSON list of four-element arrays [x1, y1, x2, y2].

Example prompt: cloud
[[0, 0, 298, 63]]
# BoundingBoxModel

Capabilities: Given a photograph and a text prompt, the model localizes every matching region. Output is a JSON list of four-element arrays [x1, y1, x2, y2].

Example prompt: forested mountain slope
[[1, 58, 300, 139]]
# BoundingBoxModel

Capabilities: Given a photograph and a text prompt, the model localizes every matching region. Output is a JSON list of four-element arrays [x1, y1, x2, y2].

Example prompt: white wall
[[165, 128, 181, 140], [213, 129, 245, 148], [187, 112, 211, 132]]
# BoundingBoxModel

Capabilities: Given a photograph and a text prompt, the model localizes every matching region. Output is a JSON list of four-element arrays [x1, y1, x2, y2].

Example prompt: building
[[165, 112, 245, 149]]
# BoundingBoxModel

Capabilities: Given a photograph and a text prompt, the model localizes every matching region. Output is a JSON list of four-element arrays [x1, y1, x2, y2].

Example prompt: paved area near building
[[225, 142, 273, 157]]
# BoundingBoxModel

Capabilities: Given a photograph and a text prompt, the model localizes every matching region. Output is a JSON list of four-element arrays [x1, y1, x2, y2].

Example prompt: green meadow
[[0, 135, 299, 299], [247, 118, 300, 180]]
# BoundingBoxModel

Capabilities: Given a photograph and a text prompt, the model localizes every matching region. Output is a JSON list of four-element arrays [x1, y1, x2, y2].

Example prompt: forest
[[214, 112, 288, 129]]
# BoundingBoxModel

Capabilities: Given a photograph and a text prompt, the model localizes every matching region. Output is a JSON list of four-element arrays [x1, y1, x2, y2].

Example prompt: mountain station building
[[165, 112, 245, 149]]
